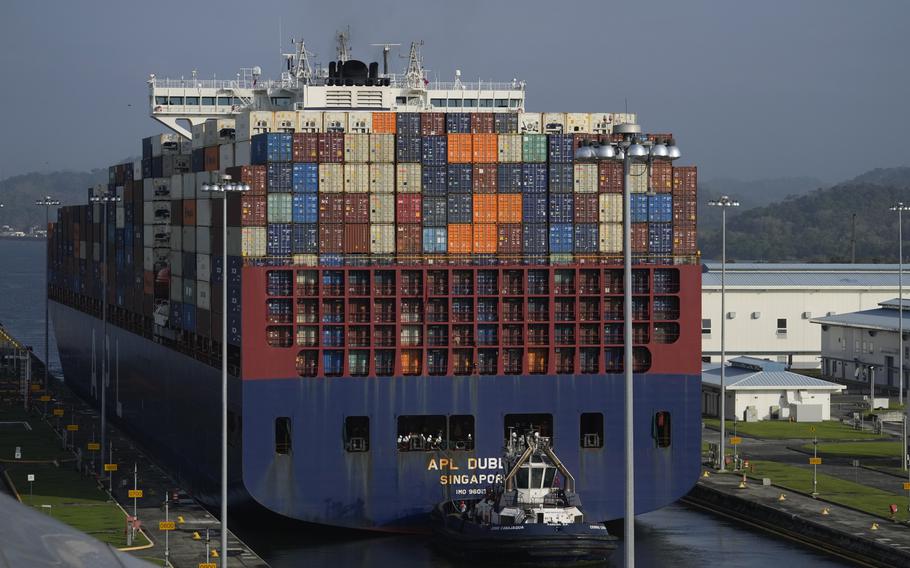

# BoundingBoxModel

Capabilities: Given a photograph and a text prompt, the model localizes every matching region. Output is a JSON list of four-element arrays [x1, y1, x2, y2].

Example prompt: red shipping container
[[472, 164, 498, 192], [672, 196, 697, 225], [632, 223, 649, 253], [497, 224, 522, 254], [318, 133, 344, 163], [241, 195, 267, 226], [171, 199, 183, 226], [396, 224, 422, 253], [598, 161, 623, 193], [319, 194, 345, 223], [226, 165, 267, 195], [183, 199, 197, 226], [293, 133, 319, 162], [204, 146, 220, 172], [143, 270, 154, 295], [319, 224, 344, 252], [471, 113, 494, 134], [396, 194, 422, 224], [672, 166, 697, 195], [420, 112, 446, 136], [650, 161, 672, 193], [344, 224, 370, 253], [574, 194, 599, 223], [344, 195, 369, 223]]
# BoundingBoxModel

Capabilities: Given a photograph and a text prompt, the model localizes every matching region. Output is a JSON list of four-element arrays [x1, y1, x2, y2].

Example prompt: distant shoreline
[[0, 235, 45, 241]]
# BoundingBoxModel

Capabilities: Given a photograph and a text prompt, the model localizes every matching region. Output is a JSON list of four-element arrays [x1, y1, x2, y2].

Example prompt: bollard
[[778, 493, 787, 502], [702, 470, 710, 479], [821, 507, 830, 515], [871, 522, 879, 531]]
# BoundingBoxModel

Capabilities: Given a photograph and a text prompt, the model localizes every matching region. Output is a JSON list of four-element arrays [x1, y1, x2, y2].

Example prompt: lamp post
[[89, 191, 120, 479], [576, 129, 680, 567], [708, 196, 739, 470], [890, 203, 909, 472], [36, 196, 61, 392], [201, 175, 249, 566]]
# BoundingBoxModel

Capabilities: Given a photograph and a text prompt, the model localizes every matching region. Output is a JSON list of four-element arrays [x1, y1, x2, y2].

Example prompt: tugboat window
[[504, 413, 553, 446], [275, 417, 291, 455], [344, 416, 370, 452], [448, 415, 474, 450], [397, 415, 447, 451], [580, 413, 604, 448], [654, 411, 671, 448]]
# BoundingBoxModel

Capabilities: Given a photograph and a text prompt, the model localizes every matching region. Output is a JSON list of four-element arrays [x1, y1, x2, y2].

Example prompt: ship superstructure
[[47, 35, 700, 530]]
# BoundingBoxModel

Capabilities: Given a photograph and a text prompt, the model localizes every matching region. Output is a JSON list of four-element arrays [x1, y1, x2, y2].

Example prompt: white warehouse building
[[702, 263, 902, 369]]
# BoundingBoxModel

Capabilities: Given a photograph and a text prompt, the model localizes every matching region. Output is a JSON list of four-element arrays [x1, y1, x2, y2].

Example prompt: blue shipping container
[[521, 164, 548, 193], [522, 195, 548, 223], [549, 223, 574, 253], [497, 164, 522, 193], [422, 196, 448, 226], [548, 134, 575, 163], [396, 135, 422, 163], [421, 136, 448, 166], [631, 194, 649, 223], [267, 223, 292, 256], [446, 113, 472, 133], [648, 194, 673, 223], [322, 327, 344, 347], [648, 223, 673, 253], [171, 301, 183, 329], [323, 351, 344, 375], [421, 166, 447, 195], [423, 227, 448, 253], [292, 223, 318, 253], [396, 112, 421, 136], [292, 163, 319, 192], [227, 312, 241, 346], [447, 164, 473, 193], [447, 194, 473, 223], [183, 304, 197, 333], [183, 253, 196, 279], [251, 133, 293, 164], [267, 162, 293, 192], [574, 223, 598, 253], [523, 223, 549, 253], [548, 163, 574, 193], [292, 194, 318, 223], [549, 194, 575, 223]]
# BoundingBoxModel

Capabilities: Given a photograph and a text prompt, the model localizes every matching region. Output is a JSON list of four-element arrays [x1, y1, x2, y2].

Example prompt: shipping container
[[318, 194, 345, 223], [292, 163, 318, 192], [473, 223, 497, 253], [273, 111, 296, 133], [573, 194, 599, 223], [292, 223, 318, 254], [521, 163, 548, 193], [446, 112, 472, 134], [549, 163, 574, 193], [371, 112, 396, 134], [673, 194, 697, 225], [597, 161, 623, 193], [292, 193, 318, 224], [396, 134, 422, 163], [197, 199, 213, 227], [522, 134, 547, 162], [395, 163, 421, 193], [344, 224, 370, 253], [522, 194, 548, 223], [447, 194, 473, 224], [241, 226, 266, 257], [395, 224, 422, 254], [225, 165, 266, 195], [573, 164, 598, 193], [629, 162, 648, 193], [651, 161, 672, 193], [267, 162, 293, 192], [420, 112, 445, 136], [298, 111, 323, 133], [574, 223, 598, 253], [369, 133, 395, 162], [591, 113, 615, 135], [318, 164, 344, 193], [396, 194, 422, 224], [497, 134, 522, 163], [672, 166, 697, 194], [344, 194, 370, 223], [422, 227, 447, 253], [319, 224, 344, 253], [648, 194, 673, 223], [447, 133, 472, 163], [472, 164, 497, 192], [648, 222, 673, 254], [446, 164, 472, 193], [494, 113, 519, 134], [599, 222, 622, 253], [422, 196, 447, 227], [472, 194, 497, 224], [631, 223, 649, 253], [347, 111, 372, 134], [344, 133, 370, 163], [251, 133, 292, 163], [421, 166, 447, 195], [369, 163, 394, 194], [470, 113, 494, 134], [549, 194, 575, 224], [673, 226, 697, 256], [497, 224, 522, 254], [318, 133, 344, 163], [497, 163, 522, 193], [518, 112, 542, 134], [472, 133, 497, 163], [421, 136, 447, 166], [241, 194, 267, 226], [598, 193, 622, 223], [396, 112, 421, 136], [447, 224, 472, 253], [369, 194, 394, 224], [292, 133, 319, 162], [549, 224, 573, 253], [324, 112, 348, 133], [496, 194, 522, 223], [343, 163, 369, 193], [542, 112, 567, 134], [522, 223, 548, 253], [196, 254, 212, 282], [370, 224, 395, 254], [631, 194, 649, 223], [548, 134, 575, 163]]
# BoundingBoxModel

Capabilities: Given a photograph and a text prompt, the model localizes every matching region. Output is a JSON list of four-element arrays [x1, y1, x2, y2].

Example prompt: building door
[[886, 356, 895, 387]]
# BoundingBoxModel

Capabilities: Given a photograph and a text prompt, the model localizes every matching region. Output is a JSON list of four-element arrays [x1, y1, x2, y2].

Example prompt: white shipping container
[[179, 136, 192, 155], [196, 172, 212, 199], [151, 133, 179, 157], [170, 174, 183, 199], [369, 134, 395, 163], [170, 226, 183, 251], [143, 225, 154, 246], [226, 227, 242, 256], [170, 250, 183, 276], [599, 194, 623, 223], [182, 226, 197, 252], [590, 113, 614, 135], [542, 112, 567, 134], [369, 194, 394, 223], [205, 119, 235, 145], [599, 222, 623, 253], [115, 207, 125, 229], [132, 159, 143, 181], [196, 254, 212, 282], [573, 164, 598, 193], [152, 201, 171, 225], [142, 178, 154, 201], [182, 172, 196, 199], [518, 112, 542, 134], [144, 247, 154, 271], [242, 227, 267, 257], [318, 164, 344, 193], [396, 163, 421, 193], [343, 164, 369, 193], [235, 111, 274, 142], [297, 111, 323, 133], [170, 276, 183, 301], [192, 123, 207, 150], [219, 143, 235, 172], [196, 226, 212, 254], [344, 134, 370, 163], [234, 140, 251, 167], [348, 111, 372, 133], [143, 202, 155, 225], [197, 281, 212, 311], [154, 178, 171, 201], [566, 113, 591, 133], [369, 163, 394, 193], [197, 199, 213, 227], [497, 134, 522, 163], [629, 163, 648, 193], [370, 224, 395, 254], [323, 111, 348, 133], [273, 111, 296, 133], [291, 254, 318, 266]]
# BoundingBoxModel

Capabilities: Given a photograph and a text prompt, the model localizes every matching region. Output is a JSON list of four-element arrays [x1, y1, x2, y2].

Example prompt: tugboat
[[431, 431, 618, 566]]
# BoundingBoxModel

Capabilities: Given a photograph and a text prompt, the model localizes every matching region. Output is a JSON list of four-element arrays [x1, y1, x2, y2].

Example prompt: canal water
[[0, 238, 852, 566]]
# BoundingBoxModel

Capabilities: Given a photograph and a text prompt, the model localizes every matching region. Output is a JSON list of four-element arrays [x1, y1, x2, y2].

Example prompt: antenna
[[403, 40, 426, 89], [336, 27, 351, 63], [370, 43, 401, 76], [283, 38, 315, 85]]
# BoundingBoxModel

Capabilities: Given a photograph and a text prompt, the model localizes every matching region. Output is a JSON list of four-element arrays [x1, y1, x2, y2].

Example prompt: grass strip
[[703, 419, 886, 441]]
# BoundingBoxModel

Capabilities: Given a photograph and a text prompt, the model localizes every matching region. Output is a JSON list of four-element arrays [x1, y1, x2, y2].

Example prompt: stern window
[[344, 416, 370, 452], [654, 411, 671, 448], [397, 415, 446, 451], [448, 415, 475, 450], [275, 417, 291, 454], [580, 412, 604, 448]]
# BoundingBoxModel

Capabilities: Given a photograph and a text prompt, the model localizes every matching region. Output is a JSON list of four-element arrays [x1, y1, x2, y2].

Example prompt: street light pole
[[890, 203, 909, 471], [36, 196, 60, 392], [202, 175, 249, 567], [708, 196, 740, 470]]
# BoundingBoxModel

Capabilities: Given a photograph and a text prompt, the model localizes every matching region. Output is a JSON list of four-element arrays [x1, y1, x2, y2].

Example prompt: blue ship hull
[[51, 300, 701, 531]]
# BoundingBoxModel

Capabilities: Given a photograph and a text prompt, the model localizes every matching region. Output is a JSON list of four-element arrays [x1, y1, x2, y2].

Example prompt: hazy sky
[[2, 0, 908, 183]]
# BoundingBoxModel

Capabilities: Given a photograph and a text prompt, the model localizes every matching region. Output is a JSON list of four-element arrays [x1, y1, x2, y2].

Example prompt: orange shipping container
[[204, 146, 219, 171], [183, 199, 197, 226], [372, 112, 397, 134], [497, 194, 522, 223], [473, 194, 498, 224], [143, 270, 154, 295], [472, 133, 498, 163], [448, 223, 473, 253], [473, 223, 497, 253], [447, 134, 472, 163]]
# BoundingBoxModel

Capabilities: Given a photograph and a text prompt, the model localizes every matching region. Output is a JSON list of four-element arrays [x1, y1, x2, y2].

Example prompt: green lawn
[[748, 460, 909, 522], [0, 405, 71, 461], [703, 419, 886, 441], [800, 441, 903, 459]]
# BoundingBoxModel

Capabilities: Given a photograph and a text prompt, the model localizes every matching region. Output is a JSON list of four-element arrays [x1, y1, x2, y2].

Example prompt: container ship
[[47, 34, 701, 530]]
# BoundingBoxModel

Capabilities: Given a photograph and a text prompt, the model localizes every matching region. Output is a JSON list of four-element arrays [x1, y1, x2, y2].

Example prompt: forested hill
[[0, 170, 108, 231], [698, 168, 910, 262]]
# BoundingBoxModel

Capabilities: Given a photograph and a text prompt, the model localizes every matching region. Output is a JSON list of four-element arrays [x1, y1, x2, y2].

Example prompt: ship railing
[[239, 253, 702, 268]]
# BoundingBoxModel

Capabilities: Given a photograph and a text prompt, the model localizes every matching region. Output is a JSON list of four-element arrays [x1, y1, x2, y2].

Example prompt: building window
[[275, 417, 291, 454], [580, 413, 604, 448], [776, 318, 787, 335], [448, 415, 474, 450], [397, 415, 446, 451], [344, 416, 370, 452], [653, 411, 671, 448], [701, 318, 712, 335]]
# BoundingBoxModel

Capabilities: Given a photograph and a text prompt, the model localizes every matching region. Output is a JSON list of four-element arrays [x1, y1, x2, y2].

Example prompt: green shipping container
[[267, 193, 293, 224], [522, 134, 547, 163]]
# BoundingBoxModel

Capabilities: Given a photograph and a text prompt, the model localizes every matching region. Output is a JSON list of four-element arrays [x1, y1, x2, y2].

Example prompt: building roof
[[702, 262, 902, 289], [811, 298, 910, 331], [701, 364, 845, 391]]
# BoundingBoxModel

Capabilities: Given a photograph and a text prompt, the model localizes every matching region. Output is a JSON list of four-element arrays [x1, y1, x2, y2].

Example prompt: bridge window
[[448, 415, 474, 450], [447, 99, 462, 107], [185, 96, 199, 105], [430, 98, 445, 107], [495, 99, 508, 108], [155, 96, 168, 105], [396, 96, 407, 105], [168, 96, 184, 105], [479, 99, 494, 108], [580, 413, 603, 448], [217, 97, 232, 105], [510, 99, 520, 108], [654, 411, 671, 448], [202, 96, 215, 105], [344, 416, 370, 452], [463, 99, 477, 108], [275, 417, 291, 454], [397, 415, 446, 451]]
